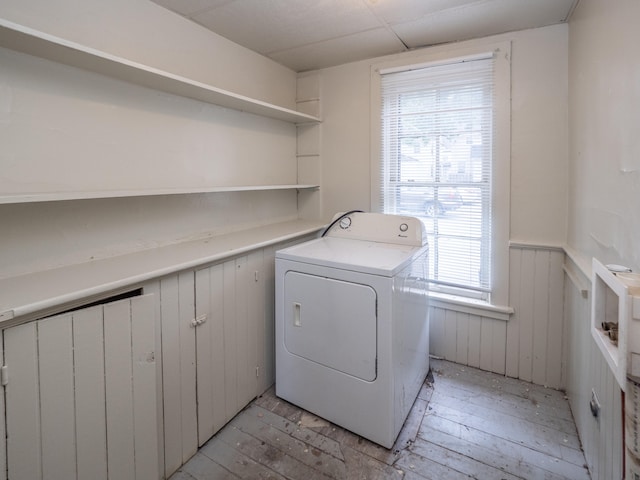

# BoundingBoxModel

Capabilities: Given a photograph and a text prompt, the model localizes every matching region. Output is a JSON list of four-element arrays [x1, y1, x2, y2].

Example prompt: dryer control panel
[[326, 212, 427, 247]]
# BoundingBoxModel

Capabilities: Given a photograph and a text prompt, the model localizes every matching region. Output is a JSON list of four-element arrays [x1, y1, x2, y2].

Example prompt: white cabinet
[[0, 294, 157, 480], [146, 241, 288, 478], [0, 232, 317, 480], [195, 249, 271, 444]]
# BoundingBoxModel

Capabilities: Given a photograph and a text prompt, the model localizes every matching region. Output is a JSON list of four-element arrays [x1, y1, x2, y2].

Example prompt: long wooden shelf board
[[0, 219, 325, 324], [0, 184, 320, 204], [0, 19, 320, 125]]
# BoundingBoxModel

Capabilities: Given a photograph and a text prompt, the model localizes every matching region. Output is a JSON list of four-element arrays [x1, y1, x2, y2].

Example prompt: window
[[372, 46, 510, 305]]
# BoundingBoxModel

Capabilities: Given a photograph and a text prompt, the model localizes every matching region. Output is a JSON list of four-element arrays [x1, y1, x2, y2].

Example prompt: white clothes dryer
[[275, 212, 430, 448]]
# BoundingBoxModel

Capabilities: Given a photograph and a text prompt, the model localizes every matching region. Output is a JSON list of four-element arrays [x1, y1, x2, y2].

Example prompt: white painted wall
[[0, 47, 296, 196], [0, 0, 302, 278], [567, 0, 640, 271], [308, 24, 569, 248], [0, 0, 296, 107]]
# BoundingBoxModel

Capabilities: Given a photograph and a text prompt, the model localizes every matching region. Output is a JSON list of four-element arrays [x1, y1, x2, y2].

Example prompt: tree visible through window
[[380, 55, 495, 300]]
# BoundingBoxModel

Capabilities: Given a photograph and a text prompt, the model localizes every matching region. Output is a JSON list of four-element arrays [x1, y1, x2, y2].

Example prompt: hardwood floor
[[169, 359, 590, 480]]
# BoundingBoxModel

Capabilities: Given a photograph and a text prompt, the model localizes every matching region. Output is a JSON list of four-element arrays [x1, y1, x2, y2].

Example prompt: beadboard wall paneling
[[564, 256, 623, 480], [430, 245, 565, 386], [429, 307, 507, 375], [506, 245, 565, 389]]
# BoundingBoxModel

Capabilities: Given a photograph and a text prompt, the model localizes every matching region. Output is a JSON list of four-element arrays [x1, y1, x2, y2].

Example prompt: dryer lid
[[276, 237, 427, 277]]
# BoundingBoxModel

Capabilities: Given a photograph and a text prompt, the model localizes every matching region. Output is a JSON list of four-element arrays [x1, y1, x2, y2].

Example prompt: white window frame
[[370, 42, 511, 309]]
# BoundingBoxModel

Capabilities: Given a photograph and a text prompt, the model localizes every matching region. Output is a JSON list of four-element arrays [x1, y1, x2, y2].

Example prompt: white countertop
[[0, 219, 323, 324]]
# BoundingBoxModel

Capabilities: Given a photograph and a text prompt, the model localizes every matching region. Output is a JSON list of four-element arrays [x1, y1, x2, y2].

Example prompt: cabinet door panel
[[73, 306, 108, 480], [3, 294, 156, 480], [195, 264, 226, 446], [193, 244, 304, 454], [131, 296, 159, 480], [142, 280, 165, 479], [0, 329, 5, 480], [195, 249, 273, 446], [38, 314, 77, 480], [177, 272, 197, 462], [104, 300, 136, 480], [262, 245, 277, 391], [235, 255, 251, 409], [4, 322, 41, 480], [157, 272, 197, 474], [248, 250, 264, 396], [223, 259, 239, 420]]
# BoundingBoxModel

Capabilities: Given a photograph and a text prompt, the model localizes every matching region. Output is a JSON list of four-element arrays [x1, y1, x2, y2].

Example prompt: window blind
[[379, 55, 495, 299]]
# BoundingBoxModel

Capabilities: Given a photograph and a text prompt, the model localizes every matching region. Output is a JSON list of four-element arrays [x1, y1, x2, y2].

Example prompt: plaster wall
[[567, 0, 640, 271]]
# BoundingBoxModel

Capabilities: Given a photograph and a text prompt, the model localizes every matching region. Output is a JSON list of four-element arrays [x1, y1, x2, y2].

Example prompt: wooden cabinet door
[[2, 294, 157, 480], [144, 272, 198, 478], [147, 243, 295, 474], [194, 262, 228, 445], [195, 250, 269, 446]]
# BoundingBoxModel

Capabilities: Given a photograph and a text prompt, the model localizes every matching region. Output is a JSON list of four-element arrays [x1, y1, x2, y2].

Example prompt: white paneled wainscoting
[[429, 306, 508, 376], [430, 243, 566, 389], [507, 244, 566, 388], [430, 243, 624, 477], [564, 250, 623, 480]]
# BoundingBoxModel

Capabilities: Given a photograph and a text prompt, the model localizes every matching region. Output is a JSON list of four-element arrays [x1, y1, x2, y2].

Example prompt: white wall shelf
[[0, 19, 321, 125], [0, 184, 319, 204], [0, 219, 324, 325]]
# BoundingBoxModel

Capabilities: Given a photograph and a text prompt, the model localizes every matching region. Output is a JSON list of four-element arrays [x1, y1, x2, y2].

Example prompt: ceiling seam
[[360, 0, 409, 50]]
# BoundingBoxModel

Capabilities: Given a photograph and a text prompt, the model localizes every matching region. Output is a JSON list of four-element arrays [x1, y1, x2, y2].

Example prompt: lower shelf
[[0, 219, 324, 324], [592, 326, 625, 389]]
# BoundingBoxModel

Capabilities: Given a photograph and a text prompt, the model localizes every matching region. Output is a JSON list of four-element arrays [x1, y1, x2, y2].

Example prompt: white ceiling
[[151, 0, 578, 72]]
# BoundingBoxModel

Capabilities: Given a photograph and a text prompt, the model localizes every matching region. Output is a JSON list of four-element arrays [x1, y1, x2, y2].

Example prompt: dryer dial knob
[[339, 217, 352, 229], [399, 223, 409, 232]]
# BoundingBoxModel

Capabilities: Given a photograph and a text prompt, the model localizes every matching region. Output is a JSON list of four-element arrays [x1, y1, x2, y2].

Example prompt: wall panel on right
[[506, 246, 565, 389], [564, 256, 623, 480]]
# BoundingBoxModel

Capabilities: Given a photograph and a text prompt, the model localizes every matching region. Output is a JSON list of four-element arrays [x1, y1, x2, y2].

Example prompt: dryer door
[[283, 271, 377, 381]]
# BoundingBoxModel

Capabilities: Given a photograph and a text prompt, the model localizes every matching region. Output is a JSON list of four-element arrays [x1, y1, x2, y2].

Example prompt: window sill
[[428, 291, 514, 321]]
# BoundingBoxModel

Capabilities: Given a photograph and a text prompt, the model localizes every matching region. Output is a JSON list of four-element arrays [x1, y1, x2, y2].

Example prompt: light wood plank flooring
[[170, 359, 590, 480]]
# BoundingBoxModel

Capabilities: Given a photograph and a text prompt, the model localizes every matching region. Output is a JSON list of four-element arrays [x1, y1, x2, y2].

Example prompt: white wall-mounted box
[[591, 258, 640, 390]]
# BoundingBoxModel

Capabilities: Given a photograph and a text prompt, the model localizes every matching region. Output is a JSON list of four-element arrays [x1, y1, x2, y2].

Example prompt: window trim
[[370, 41, 511, 308]]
